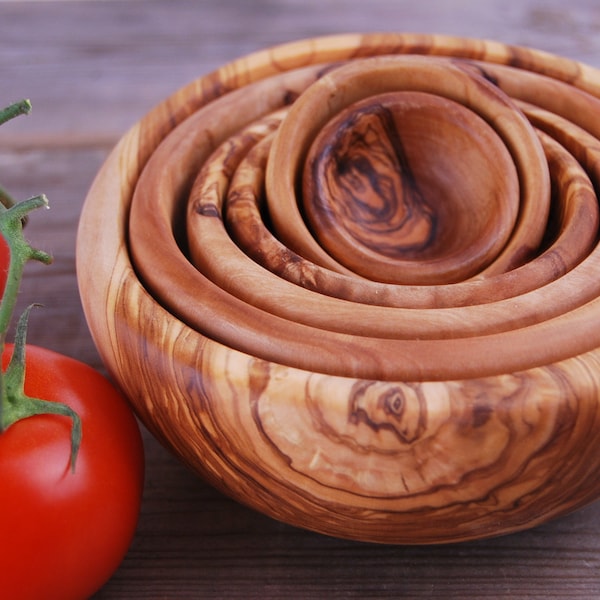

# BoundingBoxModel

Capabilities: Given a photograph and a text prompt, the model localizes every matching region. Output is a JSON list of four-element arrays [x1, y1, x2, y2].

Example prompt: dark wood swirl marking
[[314, 103, 437, 258], [302, 90, 520, 284]]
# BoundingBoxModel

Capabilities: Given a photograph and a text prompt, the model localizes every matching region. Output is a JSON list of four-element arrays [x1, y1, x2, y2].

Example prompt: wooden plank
[[2, 0, 600, 146]]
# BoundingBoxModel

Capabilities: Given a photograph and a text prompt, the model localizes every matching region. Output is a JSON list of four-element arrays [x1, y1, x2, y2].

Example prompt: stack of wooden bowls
[[77, 33, 600, 543]]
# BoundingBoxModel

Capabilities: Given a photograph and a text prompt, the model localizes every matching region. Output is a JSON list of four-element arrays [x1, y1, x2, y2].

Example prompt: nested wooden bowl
[[77, 33, 600, 544]]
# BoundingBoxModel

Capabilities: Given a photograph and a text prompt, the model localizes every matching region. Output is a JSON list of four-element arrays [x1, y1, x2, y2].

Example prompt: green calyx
[[0, 100, 81, 472]]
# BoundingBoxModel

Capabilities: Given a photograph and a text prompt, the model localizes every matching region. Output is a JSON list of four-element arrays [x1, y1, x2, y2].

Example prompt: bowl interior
[[303, 91, 520, 284]]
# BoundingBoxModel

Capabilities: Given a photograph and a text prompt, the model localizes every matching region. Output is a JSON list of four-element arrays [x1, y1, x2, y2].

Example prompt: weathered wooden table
[[3, 1, 600, 597]]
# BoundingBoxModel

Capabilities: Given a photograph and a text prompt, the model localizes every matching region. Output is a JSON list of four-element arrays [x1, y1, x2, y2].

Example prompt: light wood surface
[[4, 1, 600, 597]]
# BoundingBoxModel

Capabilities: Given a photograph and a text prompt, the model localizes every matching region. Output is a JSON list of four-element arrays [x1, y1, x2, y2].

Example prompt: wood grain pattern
[[270, 55, 549, 283], [77, 32, 600, 545], [6, 1, 600, 597], [302, 90, 519, 284]]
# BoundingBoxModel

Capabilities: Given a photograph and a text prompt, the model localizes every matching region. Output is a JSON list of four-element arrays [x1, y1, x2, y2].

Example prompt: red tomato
[[0, 344, 145, 600], [0, 233, 8, 293]]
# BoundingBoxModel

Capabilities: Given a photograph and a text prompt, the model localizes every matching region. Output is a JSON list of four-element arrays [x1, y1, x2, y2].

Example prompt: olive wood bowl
[[77, 33, 600, 544]]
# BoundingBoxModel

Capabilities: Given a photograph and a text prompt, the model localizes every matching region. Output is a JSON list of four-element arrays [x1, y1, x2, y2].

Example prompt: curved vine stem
[[0, 100, 82, 472], [0, 99, 31, 127], [0, 195, 52, 341]]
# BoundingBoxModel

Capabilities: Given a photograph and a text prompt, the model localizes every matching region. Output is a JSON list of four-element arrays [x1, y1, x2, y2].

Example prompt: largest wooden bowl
[[77, 33, 600, 544]]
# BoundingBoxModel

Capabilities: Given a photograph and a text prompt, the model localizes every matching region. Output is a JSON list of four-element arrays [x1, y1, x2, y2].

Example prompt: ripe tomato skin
[[0, 344, 145, 600], [0, 233, 8, 293]]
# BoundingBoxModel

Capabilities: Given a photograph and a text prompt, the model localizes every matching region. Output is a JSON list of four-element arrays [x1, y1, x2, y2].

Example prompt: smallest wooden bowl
[[302, 91, 520, 285]]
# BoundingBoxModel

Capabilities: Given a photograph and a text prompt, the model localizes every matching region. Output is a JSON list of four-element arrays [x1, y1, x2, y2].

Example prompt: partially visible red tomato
[[0, 233, 8, 293], [0, 344, 145, 600]]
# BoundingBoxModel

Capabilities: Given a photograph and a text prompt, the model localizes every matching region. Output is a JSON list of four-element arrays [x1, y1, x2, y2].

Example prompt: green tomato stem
[[0, 183, 16, 210], [0, 100, 30, 211], [0, 99, 31, 127], [2, 306, 82, 471], [0, 100, 82, 472], [0, 195, 52, 341]]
